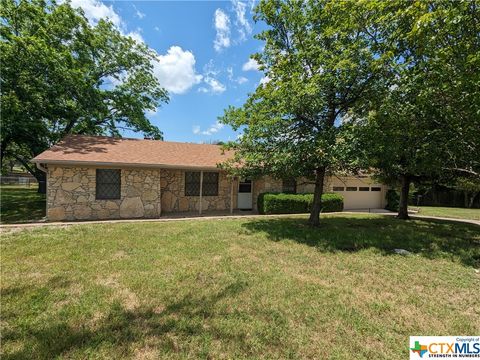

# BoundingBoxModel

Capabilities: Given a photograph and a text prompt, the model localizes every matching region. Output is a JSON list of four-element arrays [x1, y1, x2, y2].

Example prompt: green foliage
[[347, 0, 480, 218], [220, 0, 391, 224], [221, 0, 389, 178], [258, 192, 343, 215], [351, 1, 480, 191], [0, 0, 168, 180], [385, 189, 400, 212], [453, 177, 480, 208]]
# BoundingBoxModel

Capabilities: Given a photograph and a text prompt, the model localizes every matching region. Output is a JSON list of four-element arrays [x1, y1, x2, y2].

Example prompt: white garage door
[[333, 185, 383, 210]]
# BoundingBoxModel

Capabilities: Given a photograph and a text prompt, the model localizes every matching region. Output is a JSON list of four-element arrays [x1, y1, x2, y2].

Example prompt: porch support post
[[230, 176, 234, 214], [158, 168, 162, 217], [199, 170, 203, 215]]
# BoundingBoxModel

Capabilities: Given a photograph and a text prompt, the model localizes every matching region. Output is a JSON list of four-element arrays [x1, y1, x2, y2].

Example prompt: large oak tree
[[0, 0, 168, 190], [352, 0, 480, 219], [220, 0, 390, 226]]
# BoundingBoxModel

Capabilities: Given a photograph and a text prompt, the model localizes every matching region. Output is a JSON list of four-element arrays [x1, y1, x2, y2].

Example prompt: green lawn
[[412, 206, 480, 221], [0, 185, 46, 224], [1, 214, 479, 359]]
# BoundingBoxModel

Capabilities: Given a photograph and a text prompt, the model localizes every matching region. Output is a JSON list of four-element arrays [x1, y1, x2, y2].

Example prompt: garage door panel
[[341, 190, 383, 209]]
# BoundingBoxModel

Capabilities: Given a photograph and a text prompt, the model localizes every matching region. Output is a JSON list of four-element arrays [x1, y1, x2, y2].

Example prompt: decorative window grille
[[185, 171, 201, 196], [96, 169, 121, 199], [185, 172, 219, 196], [202, 172, 219, 196]]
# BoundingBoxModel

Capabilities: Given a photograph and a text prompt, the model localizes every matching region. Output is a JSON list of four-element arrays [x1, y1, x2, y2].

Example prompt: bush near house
[[258, 192, 343, 214]]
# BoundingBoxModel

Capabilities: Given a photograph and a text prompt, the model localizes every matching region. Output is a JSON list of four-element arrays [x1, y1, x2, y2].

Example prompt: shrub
[[385, 189, 399, 211], [257, 192, 343, 214], [321, 193, 344, 212]]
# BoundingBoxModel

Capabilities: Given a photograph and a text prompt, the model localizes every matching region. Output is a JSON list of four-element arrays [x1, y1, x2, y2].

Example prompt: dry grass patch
[[1, 214, 479, 359]]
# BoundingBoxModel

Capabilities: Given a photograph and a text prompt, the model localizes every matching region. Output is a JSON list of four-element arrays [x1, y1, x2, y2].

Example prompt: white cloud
[[193, 121, 225, 136], [153, 46, 203, 94], [259, 75, 271, 85], [198, 60, 226, 94], [213, 9, 231, 52], [133, 4, 145, 19], [232, 0, 252, 41], [68, 1, 204, 95], [126, 29, 144, 44], [227, 66, 248, 85], [204, 77, 226, 93], [242, 58, 259, 71], [236, 76, 248, 84], [227, 67, 234, 80], [68, 0, 147, 44], [68, 0, 122, 28], [146, 107, 159, 116]]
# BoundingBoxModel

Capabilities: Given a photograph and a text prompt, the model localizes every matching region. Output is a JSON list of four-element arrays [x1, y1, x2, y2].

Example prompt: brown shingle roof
[[32, 135, 233, 170]]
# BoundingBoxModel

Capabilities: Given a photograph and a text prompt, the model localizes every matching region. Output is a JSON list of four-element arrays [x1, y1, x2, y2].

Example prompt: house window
[[185, 171, 219, 196], [371, 187, 381, 192], [239, 179, 252, 193], [333, 186, 344, 191], [359, 187, 369, 191], [96, 169, 121, 200], [202, 172, 219, 196], [346, 187, 357, 191], [185, 172, 201, 196], [282, 178, 297, 193]]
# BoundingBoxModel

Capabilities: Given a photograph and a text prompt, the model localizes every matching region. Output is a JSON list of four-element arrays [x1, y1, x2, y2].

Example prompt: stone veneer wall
[[46, 166, 345, 221], [47, 166, 161, 221], [161, 169, 236, 212]]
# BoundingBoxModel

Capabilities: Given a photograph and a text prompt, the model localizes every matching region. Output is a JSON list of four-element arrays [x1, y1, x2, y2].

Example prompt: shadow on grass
[[241, 216, 480, 267], [2, 279, 252, 359], [0, 186, 46, 224]]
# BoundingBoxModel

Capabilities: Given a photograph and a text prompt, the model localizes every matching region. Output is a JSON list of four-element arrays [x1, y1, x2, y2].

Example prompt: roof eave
[[31, 159, 223, 171]]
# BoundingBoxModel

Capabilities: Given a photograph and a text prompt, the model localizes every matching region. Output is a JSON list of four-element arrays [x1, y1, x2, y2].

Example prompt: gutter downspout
[[35, 163, 48, 219], [36, 162, 47, 173]]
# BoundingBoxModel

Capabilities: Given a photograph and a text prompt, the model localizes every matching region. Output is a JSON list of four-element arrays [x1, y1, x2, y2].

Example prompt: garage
[[329, 177, 387, 210]]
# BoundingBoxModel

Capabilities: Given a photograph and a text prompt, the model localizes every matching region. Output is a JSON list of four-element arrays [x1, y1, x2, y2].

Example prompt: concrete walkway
[[1, 210, 478, 231]]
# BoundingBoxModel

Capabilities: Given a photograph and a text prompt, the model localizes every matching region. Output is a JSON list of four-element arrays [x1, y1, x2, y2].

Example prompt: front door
[[237, 178, 252, 209]]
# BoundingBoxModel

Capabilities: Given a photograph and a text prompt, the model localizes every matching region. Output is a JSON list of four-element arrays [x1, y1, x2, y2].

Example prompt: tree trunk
[[464, 191, 469, 208], [14, 155, 47, 194], [308, 167, 326, 227], [432, 184, 438, 205], [397, 174, 410, 220], [469, 191, 479, 208]]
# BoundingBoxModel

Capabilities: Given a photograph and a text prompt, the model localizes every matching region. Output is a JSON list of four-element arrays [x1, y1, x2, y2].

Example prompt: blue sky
[[69, 0, 267, 143]]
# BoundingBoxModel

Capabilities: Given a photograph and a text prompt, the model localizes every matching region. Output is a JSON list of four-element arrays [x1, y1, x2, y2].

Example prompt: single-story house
[[32, 135, 387, 221]]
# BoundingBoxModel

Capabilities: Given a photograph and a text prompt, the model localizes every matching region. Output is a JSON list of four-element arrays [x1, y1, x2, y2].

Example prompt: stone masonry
[[161, 169, 236, 213], [47, 166, 161, 221], [47, 166, 237, 221], [46, 166, 345, 221]]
